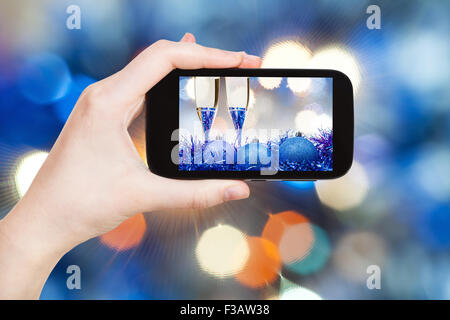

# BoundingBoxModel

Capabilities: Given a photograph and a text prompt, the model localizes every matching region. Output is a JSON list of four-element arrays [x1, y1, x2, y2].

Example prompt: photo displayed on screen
[[178, 76, 333, 171]]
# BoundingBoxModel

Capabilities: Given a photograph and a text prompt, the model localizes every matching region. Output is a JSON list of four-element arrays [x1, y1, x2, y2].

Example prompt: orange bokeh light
[[235, 237, 281, 288], [100, 213, 147, 251], [262, 211, 314, 265], [132, 135, 146, 162], [279, 223, 314, 264], [262, 210, 309, 245]]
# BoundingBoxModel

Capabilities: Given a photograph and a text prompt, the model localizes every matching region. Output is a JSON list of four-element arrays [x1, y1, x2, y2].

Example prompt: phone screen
[[178, 76, 333, 172]]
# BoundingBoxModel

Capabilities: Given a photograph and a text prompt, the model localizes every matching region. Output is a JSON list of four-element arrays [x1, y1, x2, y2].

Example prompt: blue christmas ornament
[[237, 142, 271, 166], [203, 140, 235, 165], [279, 137, 318, 162]]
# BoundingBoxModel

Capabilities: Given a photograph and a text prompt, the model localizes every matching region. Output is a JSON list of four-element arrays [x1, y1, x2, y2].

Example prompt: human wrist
[[0, 203, 67, 299], [0, 198, 77, 295], [0, 198, 77, 263]]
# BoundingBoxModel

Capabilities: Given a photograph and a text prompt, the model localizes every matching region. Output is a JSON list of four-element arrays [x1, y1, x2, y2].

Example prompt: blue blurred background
[[0, 0, 449, 299]]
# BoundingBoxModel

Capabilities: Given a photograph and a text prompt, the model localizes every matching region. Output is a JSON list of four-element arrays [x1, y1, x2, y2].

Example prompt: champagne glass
[[194, 77, 219, 143], [225, 77, 249, 147]]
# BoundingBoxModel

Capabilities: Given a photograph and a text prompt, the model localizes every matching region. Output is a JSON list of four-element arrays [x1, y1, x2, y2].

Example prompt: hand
[[0, 33, 261, 299]]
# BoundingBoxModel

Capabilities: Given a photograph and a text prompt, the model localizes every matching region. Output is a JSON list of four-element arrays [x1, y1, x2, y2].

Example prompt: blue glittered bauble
[[279, 137, 318, 162], [236, 143, 271, 166], [203, 140, 235, 164]]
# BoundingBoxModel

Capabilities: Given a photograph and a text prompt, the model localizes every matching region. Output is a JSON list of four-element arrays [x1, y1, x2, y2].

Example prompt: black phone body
[[146, 68, 353, 180]]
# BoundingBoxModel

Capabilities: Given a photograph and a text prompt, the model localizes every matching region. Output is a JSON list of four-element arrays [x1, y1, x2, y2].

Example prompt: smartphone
[[146, 68, 353, 180]]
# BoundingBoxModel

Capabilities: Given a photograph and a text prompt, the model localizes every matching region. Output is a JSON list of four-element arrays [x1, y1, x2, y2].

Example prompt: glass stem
[[236, 129, 242, 148]]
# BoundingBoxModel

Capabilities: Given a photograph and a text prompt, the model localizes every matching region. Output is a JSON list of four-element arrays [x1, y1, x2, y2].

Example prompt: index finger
[[106, 40, 261, 102]]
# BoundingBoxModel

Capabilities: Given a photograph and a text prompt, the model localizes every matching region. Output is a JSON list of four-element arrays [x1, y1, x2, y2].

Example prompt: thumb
[[136, 175, 250, 211]]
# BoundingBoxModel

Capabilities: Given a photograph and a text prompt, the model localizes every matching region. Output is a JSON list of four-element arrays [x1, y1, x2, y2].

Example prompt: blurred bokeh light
[[196, 224, 249, 278], [100, 213, 147, 251], [315, 162, 369, 211], [295, 110, 332, 135], [0, 0, 448, 300], [262, 211, 309, 246], [259, 40, 311, 89], [181, 77, 195, 101], [333, 232, 386, 282], [285, 224, 331, 276], [235, 237, 281, 288], [280, 286, 322, 300], [279, 278, 323, 300], [14, 150, 48, 197], [309, 46, 361, 93], [18, 53, 72, 105]]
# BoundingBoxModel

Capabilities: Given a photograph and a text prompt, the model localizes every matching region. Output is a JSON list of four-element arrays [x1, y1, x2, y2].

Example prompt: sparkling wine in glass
[[225, 77, 249, 147], [194, 77, 219, 143]]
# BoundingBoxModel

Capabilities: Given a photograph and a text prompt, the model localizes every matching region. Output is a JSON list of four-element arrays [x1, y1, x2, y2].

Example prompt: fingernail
[[224, 185, 249, 201], [180, 32, 195, 42]]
